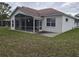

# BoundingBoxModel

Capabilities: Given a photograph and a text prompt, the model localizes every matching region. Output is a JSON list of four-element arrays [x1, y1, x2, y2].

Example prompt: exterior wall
[[42, 16, 63, 33], [62, 15, 75, 32], [11, 16, 15, 30], [42, 15, 76, 33]]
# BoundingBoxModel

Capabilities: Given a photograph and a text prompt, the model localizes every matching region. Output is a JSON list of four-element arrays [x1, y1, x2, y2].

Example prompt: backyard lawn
[[0, 27, 79, 57]]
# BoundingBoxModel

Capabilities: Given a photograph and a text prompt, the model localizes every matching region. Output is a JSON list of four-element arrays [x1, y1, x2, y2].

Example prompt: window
[[12, 20, 14, 27], [66, 18, 68, 22], [47, 18, 55, 27]]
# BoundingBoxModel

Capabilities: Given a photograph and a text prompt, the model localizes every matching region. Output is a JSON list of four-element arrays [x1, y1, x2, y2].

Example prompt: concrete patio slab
[[38, 31, 60, 37]]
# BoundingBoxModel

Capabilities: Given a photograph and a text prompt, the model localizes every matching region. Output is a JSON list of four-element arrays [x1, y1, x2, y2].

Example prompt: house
[[10, 6, 77, 33], [0, 19, 10, 27]]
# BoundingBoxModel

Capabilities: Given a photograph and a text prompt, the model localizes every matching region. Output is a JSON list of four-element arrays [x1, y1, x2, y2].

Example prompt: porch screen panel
[[21, 19, 26, 31], [15, 13, 33, 32], [26, 17, 33, 31], [15, 20, 19, 30]]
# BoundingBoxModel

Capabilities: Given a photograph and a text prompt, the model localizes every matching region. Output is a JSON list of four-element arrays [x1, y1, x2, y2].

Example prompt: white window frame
[[46, 17, 56, 27]]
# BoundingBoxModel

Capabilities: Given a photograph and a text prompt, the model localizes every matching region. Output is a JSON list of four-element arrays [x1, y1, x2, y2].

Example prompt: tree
[[0, 2, 11, 26]]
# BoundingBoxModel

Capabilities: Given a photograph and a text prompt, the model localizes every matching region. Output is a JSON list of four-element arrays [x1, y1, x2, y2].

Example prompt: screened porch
[[15, 14, 42, 32]]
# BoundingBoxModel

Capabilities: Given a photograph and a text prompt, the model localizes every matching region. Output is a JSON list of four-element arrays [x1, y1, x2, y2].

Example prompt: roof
[[10, 7, 40, 17], [11, 6, 76, 19], [38, 8, 65, 16]]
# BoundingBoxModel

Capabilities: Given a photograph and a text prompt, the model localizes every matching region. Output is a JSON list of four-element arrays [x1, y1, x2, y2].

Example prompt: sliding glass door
[[35, 20, 42, 32]]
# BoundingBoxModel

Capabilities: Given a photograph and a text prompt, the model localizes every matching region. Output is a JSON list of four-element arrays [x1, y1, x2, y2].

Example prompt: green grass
[[0, 27, 79, 57]]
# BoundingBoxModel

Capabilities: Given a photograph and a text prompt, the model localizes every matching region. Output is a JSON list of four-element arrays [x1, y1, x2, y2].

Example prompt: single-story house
[[0, 19, 10, 27], [10, 6, 77, 33]]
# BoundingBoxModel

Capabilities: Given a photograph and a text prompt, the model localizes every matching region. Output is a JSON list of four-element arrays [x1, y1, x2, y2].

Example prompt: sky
[[7, 2, 79, 16]]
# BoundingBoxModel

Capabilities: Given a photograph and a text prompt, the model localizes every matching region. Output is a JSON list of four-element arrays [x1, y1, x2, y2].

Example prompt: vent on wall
[[66, 18, 68, 22]]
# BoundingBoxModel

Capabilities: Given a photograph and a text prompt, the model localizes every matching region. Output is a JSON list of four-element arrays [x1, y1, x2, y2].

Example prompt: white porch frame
[[33, 18, 35, 32]]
